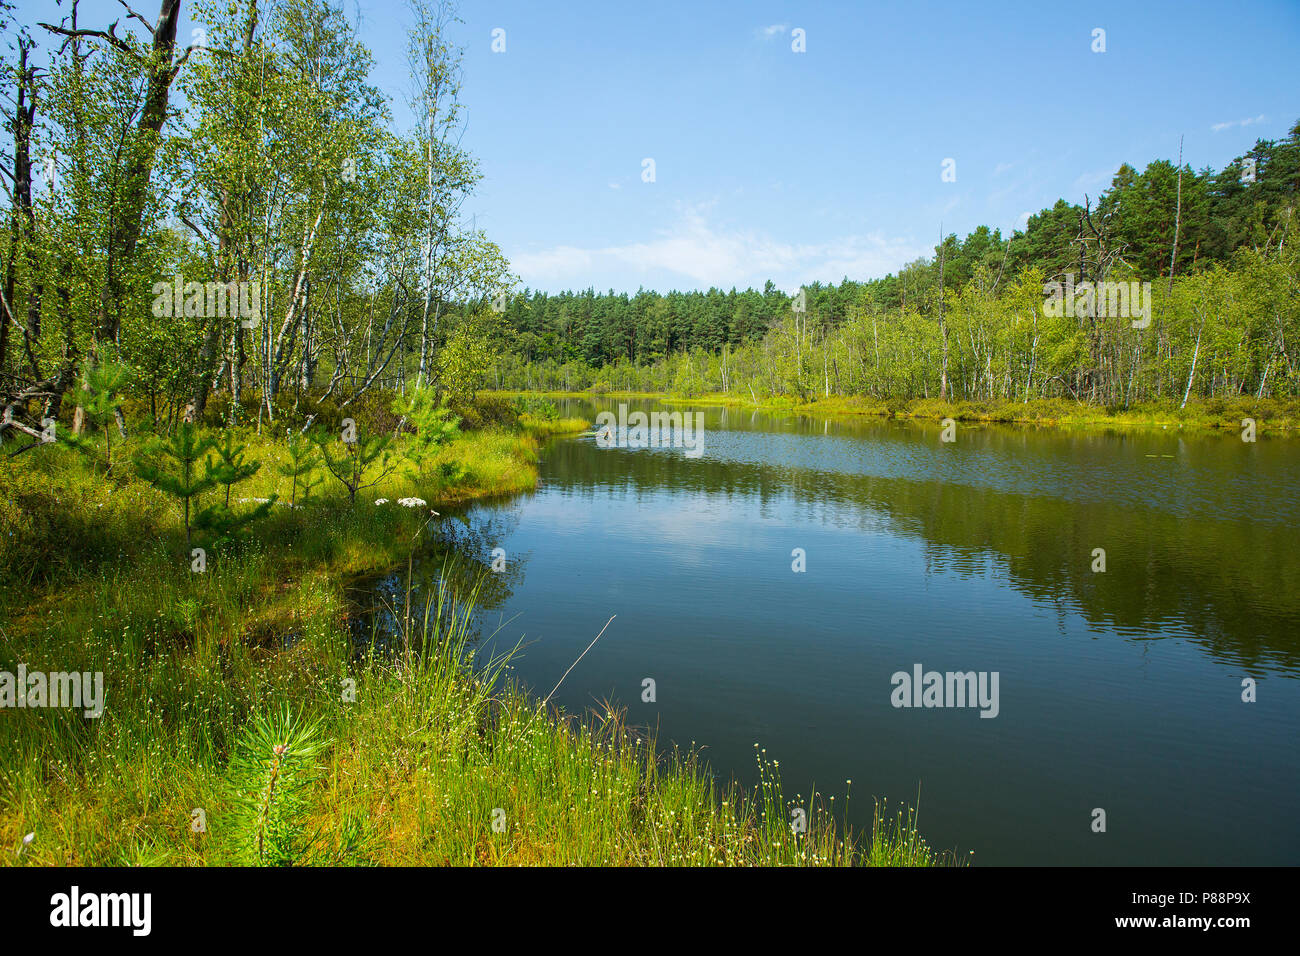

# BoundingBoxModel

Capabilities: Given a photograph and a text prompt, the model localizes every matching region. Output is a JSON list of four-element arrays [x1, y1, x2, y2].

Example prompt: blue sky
[[17, 0, 1300, 293]]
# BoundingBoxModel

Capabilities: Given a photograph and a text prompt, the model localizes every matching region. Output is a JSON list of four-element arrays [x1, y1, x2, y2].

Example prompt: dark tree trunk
[[99, 0, 184, 346]]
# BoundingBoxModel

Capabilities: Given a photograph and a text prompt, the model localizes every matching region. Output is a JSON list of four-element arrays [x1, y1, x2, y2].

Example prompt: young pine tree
[[313, 427, 395, 504], [205, 431, 263, 507], [132, 423, 217, 551], [274, 430, 319, 508], [63, 354, 132, 471], [392, 387, 461, 454], [299, 468, 325, 502], [224, 706, 327, 866], [194, 432, 277, 546], [194, 496, 277, 549]]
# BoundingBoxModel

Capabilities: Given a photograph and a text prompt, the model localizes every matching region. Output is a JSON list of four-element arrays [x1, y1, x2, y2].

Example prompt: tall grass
[[302, 568, 940, 866], [0, 422, 941, 867]]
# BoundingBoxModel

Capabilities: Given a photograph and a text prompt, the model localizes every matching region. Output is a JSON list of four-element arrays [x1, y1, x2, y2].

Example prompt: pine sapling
[[205, 431, 262, 508], [313, 427, 395, 505], [224, 706, 327, 866], [63, 354, 132, 472], [194, 432, 277, 545], [391, 387, 461, 455], [275, 430, 319, 508], [132, 423, 217, 551]]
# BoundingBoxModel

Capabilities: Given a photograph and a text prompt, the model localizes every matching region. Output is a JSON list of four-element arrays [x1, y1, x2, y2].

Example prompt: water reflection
[[354, 397, 1300, 864]]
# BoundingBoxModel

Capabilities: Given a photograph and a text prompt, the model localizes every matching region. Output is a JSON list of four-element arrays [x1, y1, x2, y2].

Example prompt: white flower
[[374, 498, 390, 505], [397, 497, 427, 508]]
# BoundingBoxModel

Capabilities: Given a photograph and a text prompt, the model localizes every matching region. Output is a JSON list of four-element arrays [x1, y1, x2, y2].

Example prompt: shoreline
[[485, 389, 1300, 436], [0, 414, 935, 866]]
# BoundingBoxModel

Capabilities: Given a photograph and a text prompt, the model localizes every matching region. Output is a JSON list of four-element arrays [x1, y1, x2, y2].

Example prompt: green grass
[[488, 389, 1300, 435], [0, 417, 940, 867]]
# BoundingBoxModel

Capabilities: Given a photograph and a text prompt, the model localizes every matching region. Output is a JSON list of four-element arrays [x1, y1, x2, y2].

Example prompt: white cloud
[[509, 202, 926, 290], [1211, 114, 1266, 133], [758, 23, 788, 39], [510, 245, 594, 277]]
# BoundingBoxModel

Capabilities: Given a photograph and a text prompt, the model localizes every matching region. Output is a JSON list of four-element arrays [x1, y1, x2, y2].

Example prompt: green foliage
[[61, 354, 132, 470], [132, 423, 217, 549], [493, 231, 1300, 408], [510, 394, 559, 421], [451, 393, 517, 429], [205, 431, 263, 507], [436, 458, 467, 486], [392, 387, 461, 453], [194, 498, 277, 550], [79, 354, 133, 429], [192, 431, 277, 545], [274, 430, 320, 508], [669, 354, 708, 398], [224, 706, 327, 866], [435, 307, 507, 405], [312, 426, 395, 504], [298, 468, 325, 502]]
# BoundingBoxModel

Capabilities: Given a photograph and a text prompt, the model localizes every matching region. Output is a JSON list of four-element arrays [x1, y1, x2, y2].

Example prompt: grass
[[488, 389, 1300, 435], [0, 413, 940, 866]]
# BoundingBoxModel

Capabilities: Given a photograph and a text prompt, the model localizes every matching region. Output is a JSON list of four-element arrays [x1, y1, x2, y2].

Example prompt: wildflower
[[397, 497, 427, 508], [374, 498, 390, 505]]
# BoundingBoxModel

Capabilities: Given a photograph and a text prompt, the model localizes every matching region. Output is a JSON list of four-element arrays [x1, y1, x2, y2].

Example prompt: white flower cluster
[[374, 496, 437, 513]]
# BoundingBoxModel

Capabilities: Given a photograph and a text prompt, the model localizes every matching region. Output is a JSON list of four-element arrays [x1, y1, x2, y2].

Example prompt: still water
[[366, 398, 1300, 865]]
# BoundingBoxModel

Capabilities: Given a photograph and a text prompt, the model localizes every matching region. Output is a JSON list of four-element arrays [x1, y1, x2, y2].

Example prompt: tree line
[[3, 1, 1297, 432], [491, 123, 1299, 406]]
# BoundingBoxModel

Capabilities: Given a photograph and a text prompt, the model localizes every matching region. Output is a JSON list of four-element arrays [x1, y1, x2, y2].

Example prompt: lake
[[362, 397, 1300, 865]]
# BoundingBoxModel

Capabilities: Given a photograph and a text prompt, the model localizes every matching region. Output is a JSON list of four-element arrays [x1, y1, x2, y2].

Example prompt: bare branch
[[114, 0, 156, 34], [38, 21, 135, 57]]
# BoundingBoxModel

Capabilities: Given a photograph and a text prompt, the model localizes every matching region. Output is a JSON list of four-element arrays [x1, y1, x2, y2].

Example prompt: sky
[[14, 0, 1300, 293]]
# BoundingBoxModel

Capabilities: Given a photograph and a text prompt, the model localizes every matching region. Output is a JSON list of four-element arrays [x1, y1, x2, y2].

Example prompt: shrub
[[508, 395, 559, 422], [392, 388, 461, 452], [453, 393, 518, 430]]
